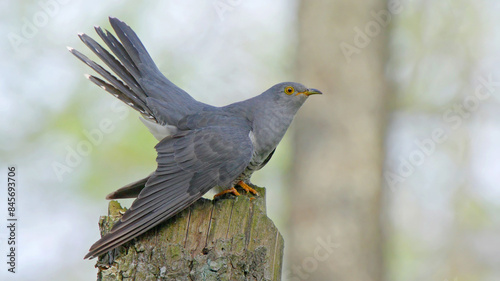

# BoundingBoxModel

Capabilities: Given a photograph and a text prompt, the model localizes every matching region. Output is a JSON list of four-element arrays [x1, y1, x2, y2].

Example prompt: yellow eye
[[284, 86, 294, 95]]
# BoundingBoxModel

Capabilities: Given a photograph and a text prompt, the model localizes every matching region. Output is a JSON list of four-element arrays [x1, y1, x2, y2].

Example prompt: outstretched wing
[[69, 17, 207, 126], [85, 125, 253, 259]]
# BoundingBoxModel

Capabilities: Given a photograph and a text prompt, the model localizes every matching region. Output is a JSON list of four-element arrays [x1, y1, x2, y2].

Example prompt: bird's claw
[[237, 181, 259, 196], [213, 187, 240, 198]]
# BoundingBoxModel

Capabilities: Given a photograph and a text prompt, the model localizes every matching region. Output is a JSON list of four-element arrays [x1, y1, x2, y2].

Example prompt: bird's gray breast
[[238, 123, 285, 182], [231, 100, 296, 182], [237, 131, 268, 181]]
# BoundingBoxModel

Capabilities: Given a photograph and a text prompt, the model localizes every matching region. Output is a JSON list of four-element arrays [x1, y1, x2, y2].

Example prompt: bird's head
[[266, 82, 322, 110]]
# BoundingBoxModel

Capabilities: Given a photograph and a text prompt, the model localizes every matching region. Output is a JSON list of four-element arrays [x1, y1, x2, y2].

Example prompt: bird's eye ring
[[284, 86, 294, 95]]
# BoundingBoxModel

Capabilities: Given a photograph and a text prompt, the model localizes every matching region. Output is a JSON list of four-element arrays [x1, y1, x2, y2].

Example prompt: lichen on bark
[[93, 187, 284, 281]]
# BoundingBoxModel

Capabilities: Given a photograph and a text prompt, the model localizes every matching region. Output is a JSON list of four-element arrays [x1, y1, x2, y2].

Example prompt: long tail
[[68, 17, 205, 125], [105, 175, 150, 200]]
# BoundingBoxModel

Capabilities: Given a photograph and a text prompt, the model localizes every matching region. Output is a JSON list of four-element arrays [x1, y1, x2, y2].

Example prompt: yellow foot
[[237, 181, 259, 196], [214, 187, 240, 198]]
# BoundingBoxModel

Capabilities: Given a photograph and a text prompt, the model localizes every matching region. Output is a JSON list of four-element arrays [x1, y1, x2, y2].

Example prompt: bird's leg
[[213, 181, 259, 199], [213, 187, 240, 198], [237, 181, 259, 195]]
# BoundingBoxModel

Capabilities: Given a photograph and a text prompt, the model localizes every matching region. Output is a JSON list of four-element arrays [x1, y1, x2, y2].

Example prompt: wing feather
[[84, 125, 253, 259]]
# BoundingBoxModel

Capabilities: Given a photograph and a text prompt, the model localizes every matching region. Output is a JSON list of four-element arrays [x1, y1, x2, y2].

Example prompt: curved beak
[[298, 88, 323, 96]]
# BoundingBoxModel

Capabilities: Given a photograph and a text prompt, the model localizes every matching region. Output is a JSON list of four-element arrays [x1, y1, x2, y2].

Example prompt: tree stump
[[93, 187, 284, 281]]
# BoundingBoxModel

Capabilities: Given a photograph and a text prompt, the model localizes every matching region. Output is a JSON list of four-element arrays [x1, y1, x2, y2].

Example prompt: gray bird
[[69, 17, 321, 259]]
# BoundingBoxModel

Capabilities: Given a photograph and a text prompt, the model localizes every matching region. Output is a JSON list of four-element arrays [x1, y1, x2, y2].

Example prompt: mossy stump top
[[94, 187, 284, 281]]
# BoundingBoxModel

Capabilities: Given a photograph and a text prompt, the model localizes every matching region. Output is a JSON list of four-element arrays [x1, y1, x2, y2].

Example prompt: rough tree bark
[[94, 187, 283, 281], [289, 1, 389, 280]]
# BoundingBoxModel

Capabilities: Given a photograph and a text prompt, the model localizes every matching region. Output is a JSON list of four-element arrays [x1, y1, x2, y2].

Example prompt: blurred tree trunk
[[289, 1, 390, 280]]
